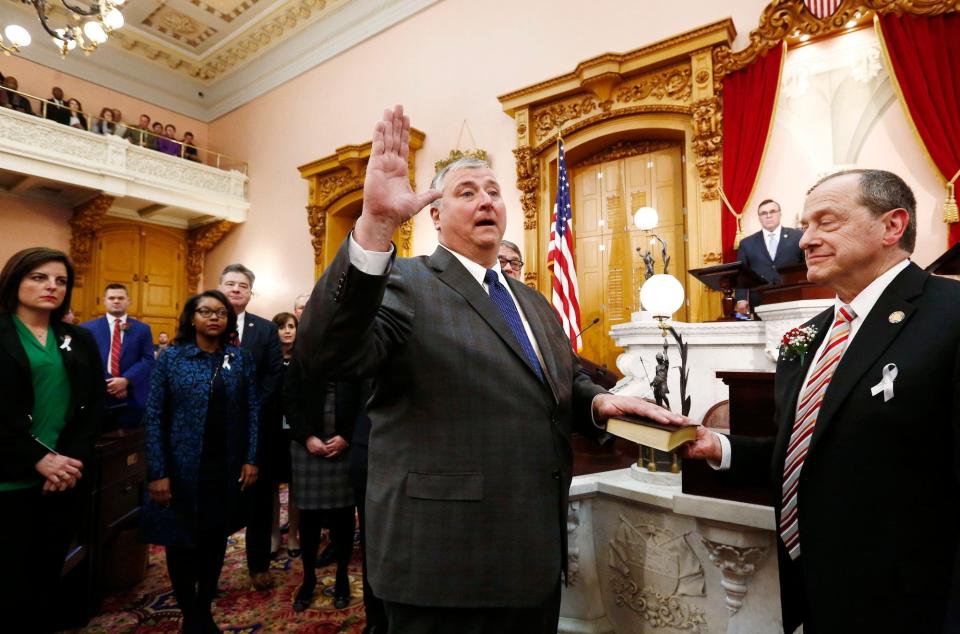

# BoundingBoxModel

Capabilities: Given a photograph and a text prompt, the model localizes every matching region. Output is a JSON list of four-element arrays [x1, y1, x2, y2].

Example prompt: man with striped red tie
[[681, 169, 960, 632]]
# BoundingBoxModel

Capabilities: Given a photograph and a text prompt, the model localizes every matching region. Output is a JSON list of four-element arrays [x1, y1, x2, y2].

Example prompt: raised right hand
[[354, 105, 440, 251], [149, 477, 172, 506]]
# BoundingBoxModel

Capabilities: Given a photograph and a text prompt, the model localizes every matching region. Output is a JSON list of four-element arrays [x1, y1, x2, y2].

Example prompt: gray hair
[[294, 293, 310, 306], [219, 263, 256, 286], [429, 156, 491, 211], [808, 169, 916, 253], [499, 240, 521, 257]]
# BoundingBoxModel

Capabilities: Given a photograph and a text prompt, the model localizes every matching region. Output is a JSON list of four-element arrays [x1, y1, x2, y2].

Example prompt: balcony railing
[[0, 86, 246, 173], [0, 102, 248, 222]]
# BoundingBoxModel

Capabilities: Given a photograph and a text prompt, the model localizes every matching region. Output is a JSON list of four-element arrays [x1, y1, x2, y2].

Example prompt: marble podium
[[559, 469, 781, 634], [558, 301, 834, 632]]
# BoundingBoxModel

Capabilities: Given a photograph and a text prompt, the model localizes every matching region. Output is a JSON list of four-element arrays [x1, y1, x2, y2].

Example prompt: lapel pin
[[59, 335, 72, 352], [888, 311, 905, 324], [222, 353, 233, 371], [870, 363, 898, 402]]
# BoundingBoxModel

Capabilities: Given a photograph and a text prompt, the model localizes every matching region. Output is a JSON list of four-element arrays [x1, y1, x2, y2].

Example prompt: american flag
[[803, 0, 841, 19], [546, 139, 582, 352]]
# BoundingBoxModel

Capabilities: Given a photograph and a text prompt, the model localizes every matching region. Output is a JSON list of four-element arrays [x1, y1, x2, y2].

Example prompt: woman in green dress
[[0, 247, 104, 632]]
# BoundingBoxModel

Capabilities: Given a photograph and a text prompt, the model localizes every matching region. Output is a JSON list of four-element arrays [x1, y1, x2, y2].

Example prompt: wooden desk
[[682, 370, 776, 505]]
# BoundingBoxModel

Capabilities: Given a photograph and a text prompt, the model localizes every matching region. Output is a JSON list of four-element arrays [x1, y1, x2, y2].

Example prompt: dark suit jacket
[[284, 357, 359, 447], [80, 316, 155, 413], [238, 311, 283, 463], [728, 263, 960, 632], [44, 99, 71, 125], [298, 239, 606, 608], [0, 314, 105, 482], [735, 226, 804, 306]]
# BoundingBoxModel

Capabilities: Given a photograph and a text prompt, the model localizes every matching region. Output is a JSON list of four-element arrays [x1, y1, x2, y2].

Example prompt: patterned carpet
[[77, 489, 368, 634]]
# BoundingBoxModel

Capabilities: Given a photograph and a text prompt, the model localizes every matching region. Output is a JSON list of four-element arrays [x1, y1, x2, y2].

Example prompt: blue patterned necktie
[[484, 269, 544, 381]]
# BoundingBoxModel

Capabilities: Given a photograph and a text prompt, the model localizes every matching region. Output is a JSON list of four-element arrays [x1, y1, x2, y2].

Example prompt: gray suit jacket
[[298, 238, 606, 608]]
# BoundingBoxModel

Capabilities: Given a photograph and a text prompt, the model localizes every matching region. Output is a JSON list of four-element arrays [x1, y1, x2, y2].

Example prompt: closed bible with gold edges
[[605, 415, 699, 452]]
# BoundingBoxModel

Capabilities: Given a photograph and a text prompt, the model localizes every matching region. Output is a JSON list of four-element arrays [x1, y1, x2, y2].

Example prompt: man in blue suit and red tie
[[81, 283, 155, 429]]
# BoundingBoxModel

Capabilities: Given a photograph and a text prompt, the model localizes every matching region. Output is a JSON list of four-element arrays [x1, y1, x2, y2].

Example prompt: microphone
[[575, 317, 601, 341]]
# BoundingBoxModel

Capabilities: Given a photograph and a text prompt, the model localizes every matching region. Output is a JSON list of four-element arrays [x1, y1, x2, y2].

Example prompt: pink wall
[[0, 55, 208, 149], [0, 194, 73, 262], [206, 0, 774, 318]]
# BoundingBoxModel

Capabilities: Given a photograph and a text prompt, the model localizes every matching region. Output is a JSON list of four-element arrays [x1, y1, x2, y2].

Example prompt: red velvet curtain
[[720, 44, 784, 263], [878, 13, 960, 246]]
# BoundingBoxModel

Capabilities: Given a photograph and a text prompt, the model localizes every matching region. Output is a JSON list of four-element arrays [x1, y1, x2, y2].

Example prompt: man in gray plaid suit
[[298, 105, 688, 633]]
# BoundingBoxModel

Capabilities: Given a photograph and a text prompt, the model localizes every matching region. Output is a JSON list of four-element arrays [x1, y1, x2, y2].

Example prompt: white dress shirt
[[107, 313, 128, 343], [712, 258, 911, 470], [764, 225, 782, 259], [235, 311, 246, 344]]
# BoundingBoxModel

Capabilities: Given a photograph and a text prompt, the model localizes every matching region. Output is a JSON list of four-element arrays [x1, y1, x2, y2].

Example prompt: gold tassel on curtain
[[717, 186, 745, 250], [944, 168, 960, 224]]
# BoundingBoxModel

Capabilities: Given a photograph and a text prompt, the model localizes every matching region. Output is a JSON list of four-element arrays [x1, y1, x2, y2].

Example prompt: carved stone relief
[[567, 501, 581, 586], [607, 514, 707, 630], [700, 537, 770, 616]]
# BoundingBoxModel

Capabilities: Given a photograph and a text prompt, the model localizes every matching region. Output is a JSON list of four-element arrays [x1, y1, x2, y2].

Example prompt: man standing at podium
[[683, 170, 960, 632], [736, 198, 804, 309]]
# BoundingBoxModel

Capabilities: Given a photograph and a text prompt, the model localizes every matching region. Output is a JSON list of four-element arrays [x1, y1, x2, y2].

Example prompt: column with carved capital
[[698, 520, 781, 633], [688, 46, 725, 323], [69, 194, 114, 320], [186, 220, 235, 294]]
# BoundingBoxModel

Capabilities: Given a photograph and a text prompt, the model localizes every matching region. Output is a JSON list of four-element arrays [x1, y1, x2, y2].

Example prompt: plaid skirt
[[289, 440, 354, 510]]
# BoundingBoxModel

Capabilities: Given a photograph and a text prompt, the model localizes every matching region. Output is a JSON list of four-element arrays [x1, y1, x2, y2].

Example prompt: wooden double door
[[89, 220, 187, 342], [572, 146, 686, 371]]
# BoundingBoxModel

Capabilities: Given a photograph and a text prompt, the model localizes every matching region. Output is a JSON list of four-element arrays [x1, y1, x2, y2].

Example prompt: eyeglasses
[[758, 210, 780, 217], [195, 307, 228, 318], [498, 256, 524, 270]]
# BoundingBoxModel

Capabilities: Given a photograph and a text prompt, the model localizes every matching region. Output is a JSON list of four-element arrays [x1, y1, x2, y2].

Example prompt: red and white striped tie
[[780, 304, 856, 560], [109, 317, 122, 377]]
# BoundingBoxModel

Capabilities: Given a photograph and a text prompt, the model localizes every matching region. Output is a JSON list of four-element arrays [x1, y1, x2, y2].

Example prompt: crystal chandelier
[[0, 0, 126, 56]]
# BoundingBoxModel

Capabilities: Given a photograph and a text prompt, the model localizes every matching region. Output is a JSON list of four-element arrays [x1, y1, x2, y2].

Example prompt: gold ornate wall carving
[[691, 96, 722, 201], [186, 219, 236, 293], [498, 20, 733, 321], [69, 195, 115, 289], [575, 140, 678, 168], [299, 129, 425, 278]]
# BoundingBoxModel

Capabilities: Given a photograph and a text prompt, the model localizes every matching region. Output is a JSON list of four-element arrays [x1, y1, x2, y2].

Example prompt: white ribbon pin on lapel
[[222, 354, 232, 371], [870, 363, 898, 402], [59, 335, 72, 352]]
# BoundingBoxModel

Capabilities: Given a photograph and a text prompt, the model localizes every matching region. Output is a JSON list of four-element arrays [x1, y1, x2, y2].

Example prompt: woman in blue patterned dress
[[142, 290, 259, 634]]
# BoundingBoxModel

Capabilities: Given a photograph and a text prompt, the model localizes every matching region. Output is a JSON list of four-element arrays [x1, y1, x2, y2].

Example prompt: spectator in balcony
[[112, 109, 127, 138], [2, 77, 33, 115], [183, 131, 200, 162], [158, 123, 182, 157], [67, 99, 88, 130], [150, 122, 164, 150], [44, 87, 71, 126], [124, 114, 152, 147], [93, 107, 118, 135]]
